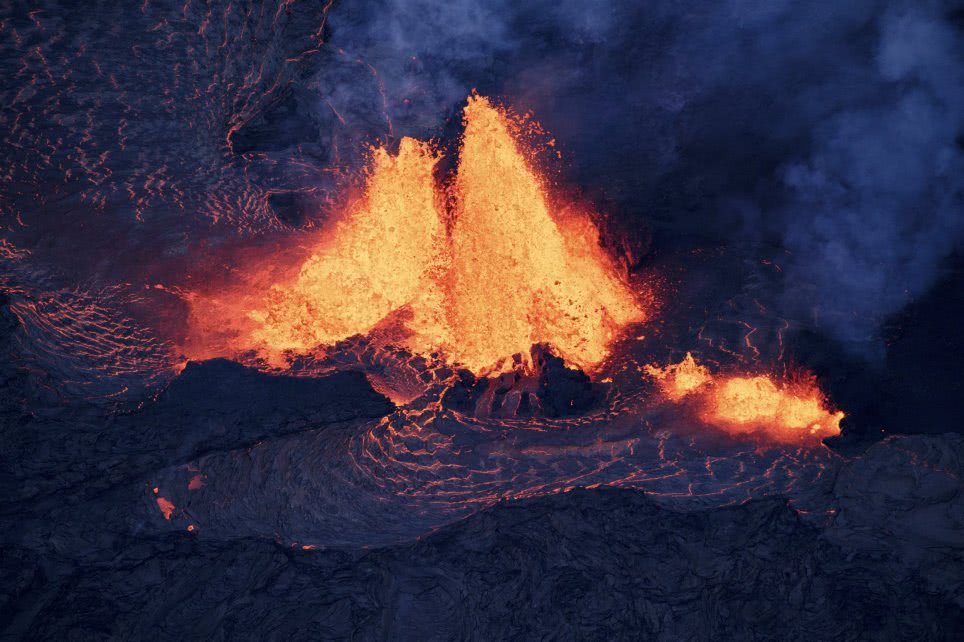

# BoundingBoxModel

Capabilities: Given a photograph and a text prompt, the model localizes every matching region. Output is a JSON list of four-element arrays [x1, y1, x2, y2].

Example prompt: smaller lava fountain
[[646, 353, 843, 444]]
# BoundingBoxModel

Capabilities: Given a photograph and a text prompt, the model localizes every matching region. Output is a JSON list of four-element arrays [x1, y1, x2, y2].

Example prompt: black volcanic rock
[[153, 358, 393, 422], [3, 487, 961, 640], [531, 344, 596, 417], [0, 359, 394, 510], [439, 345, 597, 418]]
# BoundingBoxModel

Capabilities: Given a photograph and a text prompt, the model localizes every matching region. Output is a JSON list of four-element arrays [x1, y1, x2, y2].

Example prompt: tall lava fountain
[[189, 95, 644, 375]]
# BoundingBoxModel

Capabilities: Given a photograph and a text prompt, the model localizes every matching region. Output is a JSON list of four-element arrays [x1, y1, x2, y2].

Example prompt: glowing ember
[[214, 95, 642, 374], [647, 353, 843, 443]]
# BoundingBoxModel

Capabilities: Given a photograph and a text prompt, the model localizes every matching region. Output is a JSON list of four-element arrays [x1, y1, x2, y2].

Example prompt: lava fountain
[[248, 137, 447, 356], [181, 94, 844, 446], [149, 95, 851, 550], [446, 96, 644, 372], [187, 95, 644, 375], [646, 353, 843, 443]]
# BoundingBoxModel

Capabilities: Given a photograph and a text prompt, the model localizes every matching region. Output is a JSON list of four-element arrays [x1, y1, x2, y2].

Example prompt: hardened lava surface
[[1, 342, 962, 640], [139, 356, 840, 548]]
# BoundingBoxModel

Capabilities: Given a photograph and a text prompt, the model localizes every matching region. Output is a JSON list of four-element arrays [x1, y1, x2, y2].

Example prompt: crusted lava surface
[[2, 301, 963, 638]]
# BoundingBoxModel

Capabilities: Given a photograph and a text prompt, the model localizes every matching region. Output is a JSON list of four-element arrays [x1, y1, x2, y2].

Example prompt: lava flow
[[188, 95, 644, 374], [646, 353, 843, 443]]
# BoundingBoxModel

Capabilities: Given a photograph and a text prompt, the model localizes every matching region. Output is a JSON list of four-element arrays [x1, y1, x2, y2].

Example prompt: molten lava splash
[[643, 352, 710, 401], [224, 96, 642, 373], [647, 353, 843, 444]]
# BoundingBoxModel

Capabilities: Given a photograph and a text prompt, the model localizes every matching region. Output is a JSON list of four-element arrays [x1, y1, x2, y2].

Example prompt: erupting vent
[[181, 95, 843, 444], [194, 96, 643, 374]]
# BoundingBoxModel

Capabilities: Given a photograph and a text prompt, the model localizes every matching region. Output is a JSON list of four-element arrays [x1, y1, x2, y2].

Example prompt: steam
[[319, 0, 964, 356], [780, 5, 964, 352]]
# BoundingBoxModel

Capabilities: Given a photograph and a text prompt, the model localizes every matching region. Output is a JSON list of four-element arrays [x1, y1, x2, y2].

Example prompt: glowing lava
[[647, 353, 843, 443], [447, 96, 643, 372], [232, 96, 643, 373], [248, 137, 446, 355], [643, 352, 710, 401]]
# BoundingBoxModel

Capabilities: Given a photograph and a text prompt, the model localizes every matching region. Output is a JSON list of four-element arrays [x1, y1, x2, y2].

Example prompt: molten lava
[[248, 137, 446, 355], [447, 96, 643, 372], [644, 352, 711, 401], [228, 95, 643, 374], [647, 353, 843, 444]]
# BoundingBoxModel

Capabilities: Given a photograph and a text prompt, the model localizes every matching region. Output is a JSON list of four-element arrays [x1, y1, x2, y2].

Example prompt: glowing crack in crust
[[244, 95, 643, 373]]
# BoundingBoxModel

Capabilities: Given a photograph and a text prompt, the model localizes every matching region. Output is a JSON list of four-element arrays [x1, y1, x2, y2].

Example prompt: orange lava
[[647, 353, 843, 443], [248, 137, 446, 356], [447, 96, 643, 372], [192, 95, 643, 374], [644, 352, 711, 401], [155, 496, 175, 520]]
